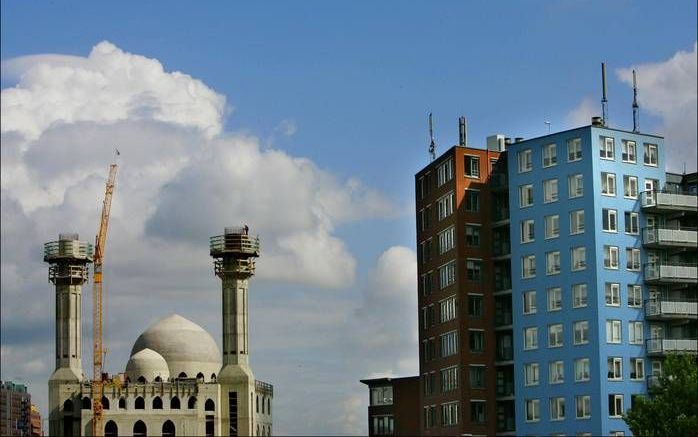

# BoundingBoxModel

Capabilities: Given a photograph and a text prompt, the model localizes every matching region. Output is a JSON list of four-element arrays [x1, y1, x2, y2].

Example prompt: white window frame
[[439, 260, 456, 289], [608, 357, 623, 380], [600, 136, 615, 160], [520, 219, 535, 243], [547, 287, 562, 311], [440, 366, 459, 392], [438, 226, 455, 255], [626, 248, 641, 271], [525, 399, 540, 422], [606, 320, 622, 344], [465, 224, 481, 247], [576, 395, 591, 419], [603, 208, 617, 232], [523, 290, 537, 315], [604, 246, 620, 269], [550, 396, 565, 421], [543, 178, 559, 203], [602, 172, 617, 196], [439, 295, 457, 323], [522, 255, 536, 279], [570, 209, 585, 235], [629, 321, 644, 345], [625, 212, 639, 234], [524, 362, 540, 386], [605, 282, 621, 306], [622, 140, 637, 163], [545, 214, 560, 239], [548, 323, 563, 348], [573, 283, 588, 308], [571, 246, 586, 271], [441, 401, 459, 426], [440, 330, 458, 357], [567, 137, 582, 162], [568, 173, 584, 198], [624, 175, 638, 199], [630, 358, 645, 380], [546, 251, 561, 276], [524, 327, 538, 350], [543, 143, 557, 167], [519, 184, 534, 208], [437, 159, 453, 186], [518, 149, 533, 173], [644, 143, 658, 166], [464, 155, 481, 178], [628, 285, 643, 308], [549, 361, 564, 384], [575, 358, 590, 382], [574, 320, 589, 345], [609, 394, 624, 418], [437, 192, 455, 220]]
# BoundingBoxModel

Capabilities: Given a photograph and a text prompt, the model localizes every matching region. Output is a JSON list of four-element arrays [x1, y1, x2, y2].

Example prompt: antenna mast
[[428, 113, 436, 160], [632, 69, 639, 133], [601, 62, 608, 127]]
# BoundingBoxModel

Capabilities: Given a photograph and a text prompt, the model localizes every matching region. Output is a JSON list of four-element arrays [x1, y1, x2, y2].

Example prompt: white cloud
[[566, 95, 597, 127], [276, 119, 298, 136], [617, 42, 698, 172], [1, 41, 226, 141]]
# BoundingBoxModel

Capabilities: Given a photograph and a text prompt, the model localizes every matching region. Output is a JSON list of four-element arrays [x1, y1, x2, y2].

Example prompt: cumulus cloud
[[566, 95, 597, 127], [1, 41, 226, 141], [617, 42, 697, 172]]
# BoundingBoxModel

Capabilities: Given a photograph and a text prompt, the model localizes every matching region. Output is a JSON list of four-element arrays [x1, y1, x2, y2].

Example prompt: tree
[[624, 353, 698, 436]]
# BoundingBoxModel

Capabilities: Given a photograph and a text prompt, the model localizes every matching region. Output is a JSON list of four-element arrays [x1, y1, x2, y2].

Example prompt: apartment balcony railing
[[643, 227, 698, 248], [496, 381, 514, 398], [495, 311, 513, 327], [494, 277, 512, 293], [645, 298, 698, 319], [642, 190, 698, 212], [495, 346, 514, 362], [493, 242, 511, 258], [644, 263, 698, 283], [645, 338, 698, 355]]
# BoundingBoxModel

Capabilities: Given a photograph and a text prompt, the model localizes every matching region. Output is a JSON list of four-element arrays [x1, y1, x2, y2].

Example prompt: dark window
[[135, 396, 145, 410], [206, 414, 215, 437], [197, 372, 205, 381], [205, 398, 215, 411], [63, 399, 74, 412], [137, 376, 146, 383], [188, 396, 197, 409], [105, 421, 118, 437], [468, 295, 483, 317], [154, 376, 162, 382], [469, 330, 485, 353], [229, 392, 238, 436], [465, 190, 480, 212], [211, 373, 217, 382], [171, 396, 181, 409], [178, 372, 188, 378], [162, 420, 175, 437], [153, 396, 163, 409], [133, 420, 147, 437], [101, 396, 110, 410], [267, 398, 271, 415], [118, 397, 126, 409], [81, 397, 91, 410], [256, 395, 259, 413]]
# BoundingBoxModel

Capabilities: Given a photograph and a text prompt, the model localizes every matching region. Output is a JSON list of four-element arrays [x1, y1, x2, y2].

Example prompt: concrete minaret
[[210, 226, 260, 437], [44, 233, 93, 436]]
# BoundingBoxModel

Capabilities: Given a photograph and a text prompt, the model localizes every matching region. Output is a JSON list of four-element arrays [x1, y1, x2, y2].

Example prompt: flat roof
[[360, 375, 419, 386]]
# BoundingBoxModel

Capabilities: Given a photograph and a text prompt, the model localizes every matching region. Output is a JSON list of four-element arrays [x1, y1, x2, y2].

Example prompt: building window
[[519, 184, 534, 208], [465, 189, 480, 212], [543, 143, 557, 167], [624, 175, 639, 198], [469, 329, 485, 353], [628, 285, 643, 308], [469, 365, 486, 389], [571, 246, 586, 271], [546, 251, 561, 275], [525, 399, 540, 422], [602, 208, 618, 232], [423, 338, 436, 361], [524, 363, 540, 386], [422, 305, 435, 329], [626, 248, 641, 271], [550, 397, 566, 421], [622, 140, 637, 163], [576, 395, 591, 419], [437, 159, 453, 186], [518, 149, 533, 173], [569, 173, 584, 198], [439, 296, 457, 323], [419, 207, 430, 231], [568, 137, 582, 162], [520, 219, 535, 243], [625, 212, 639, 234], [575, 358, 590, 382], [629, 321, 644, 344], [440, 330, 458, 357], [420, 272, 433, 297], [608, 394, 624, 417], [570, 209, 585, 234], [547, 287, 562, 311], [418, 176, 427, 200], [604, 245, 619, 269], [465, 224, 481, 246], [523, 290, 537, 314], [606, 320, 622, 344], [441, 366, 459, 392], [549, 361, 564, 384], [545, 214, 560, 239], [466, 259, 482, 281], [522, 255, 536, 278], [573, 283, 588, 308], [370, 386, 393, 405], [544, 179, 559, 203], [423, 405, 437, 428], [372, 416, 394, 436], [600, 136, 615, 160], [601, 172, 616, 195], [608, 357, 623, 380], [630, 358, 645, 380], [464, 155, 480, 178], [644, 143, 658, 166], [605, 282, 621, 306], [548, 324, 563, 348], [423, 372, 436, 395], [442, 401, 459, 426], [524, 327, 538, 350], [419, 239, 432, 265], [438, 227, 455, 254], [468, 294, 483, 317], [574, 321, 589, 345], [437, 192, 454, 220], [470, 400, 486, 424], [439, 261, 456, 289]]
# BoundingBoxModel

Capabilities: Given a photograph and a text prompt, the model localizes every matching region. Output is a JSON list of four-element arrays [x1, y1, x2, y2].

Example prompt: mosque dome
[[125, 348, 170, 383], [129, 314, 222, 382]]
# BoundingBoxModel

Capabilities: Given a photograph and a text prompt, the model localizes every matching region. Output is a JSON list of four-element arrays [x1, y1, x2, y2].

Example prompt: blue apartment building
[[506, 122, 697, 436]]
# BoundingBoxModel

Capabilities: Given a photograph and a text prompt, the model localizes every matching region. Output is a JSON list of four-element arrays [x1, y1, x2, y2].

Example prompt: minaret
[[44, 233, 93, 436], [210, 226, 260, 437]]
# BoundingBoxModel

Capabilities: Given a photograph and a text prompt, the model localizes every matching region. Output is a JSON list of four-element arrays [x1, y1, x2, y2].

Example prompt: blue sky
[[1, 1, 696, 434]]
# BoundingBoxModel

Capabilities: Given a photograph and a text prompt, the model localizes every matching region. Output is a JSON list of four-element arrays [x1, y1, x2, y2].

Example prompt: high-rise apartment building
[[1, 381, 32, 437], [360, 377, 420, 436], [506, 121, 697, 436]]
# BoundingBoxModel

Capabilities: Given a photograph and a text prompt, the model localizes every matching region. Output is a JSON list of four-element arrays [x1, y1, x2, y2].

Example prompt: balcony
[[495, 311, 513, 328], [496, 381, 514, 398], [642, 190, 698, 213], [645, 298, 698, 319], [644, 263, 698, 284], [643, 227, 698, 249], [495, 346, 513, 363], [645, 338, 698, 355]]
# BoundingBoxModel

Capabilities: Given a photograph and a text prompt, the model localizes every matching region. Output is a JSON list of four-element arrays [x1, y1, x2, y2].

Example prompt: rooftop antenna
[[428, 112, 436, 160], [458, 116, 468, 147], [632, 69, 640, 133], [601, 62, 608, 127], [544, 121, 551, 133]]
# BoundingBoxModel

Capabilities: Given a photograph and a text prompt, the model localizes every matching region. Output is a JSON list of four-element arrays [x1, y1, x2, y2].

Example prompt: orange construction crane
[[92, 160, 118, 437]]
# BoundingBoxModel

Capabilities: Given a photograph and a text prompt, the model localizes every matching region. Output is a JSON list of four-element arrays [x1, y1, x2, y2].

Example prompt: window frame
[[549, 361, 564, 385], [523, 290, 537, 315], [575, 358, 590, 382], [570, 209, 585, 235], [524, 327, 538, 350], [603, 208, 618, 232], [542, 143, 558, 168], [600, 136, 615, 160], [571, 246, 586, 271], [520, 219, 535, 243], [568, 173, 584, 198], [524, 362, 540, 386], [519, 184, 534, 208], [624, 175, 639, 199], [518, 149, 533, 173], [573, 283, 588, 308], [604, 245, 620, 269], [574, 320, 589, 345], [548, 323, 564, 348], [622, 140, 637, 163], [547, 287, 562, 311], [543, 178, 559, 203]]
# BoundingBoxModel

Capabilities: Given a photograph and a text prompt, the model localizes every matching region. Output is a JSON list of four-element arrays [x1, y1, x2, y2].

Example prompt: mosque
[[44, 227, 273, 436]]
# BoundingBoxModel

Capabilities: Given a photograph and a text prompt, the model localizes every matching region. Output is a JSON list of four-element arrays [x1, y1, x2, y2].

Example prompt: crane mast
[[92, 162, 117, 437]]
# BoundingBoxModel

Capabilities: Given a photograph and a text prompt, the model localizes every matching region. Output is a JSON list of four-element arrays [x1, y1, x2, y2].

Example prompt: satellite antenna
[[544, 121, 551, 133], [632, 69, 640, 133], [428, 113, 436, 160]]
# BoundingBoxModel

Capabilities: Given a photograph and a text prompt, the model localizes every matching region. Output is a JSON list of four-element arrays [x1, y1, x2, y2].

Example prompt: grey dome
[[125, 348, 170, 382], [130, 314, 221, 382]]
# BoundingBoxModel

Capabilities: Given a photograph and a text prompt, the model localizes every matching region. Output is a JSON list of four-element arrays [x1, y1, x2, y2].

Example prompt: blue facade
[[507, 125, 666, 436]]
